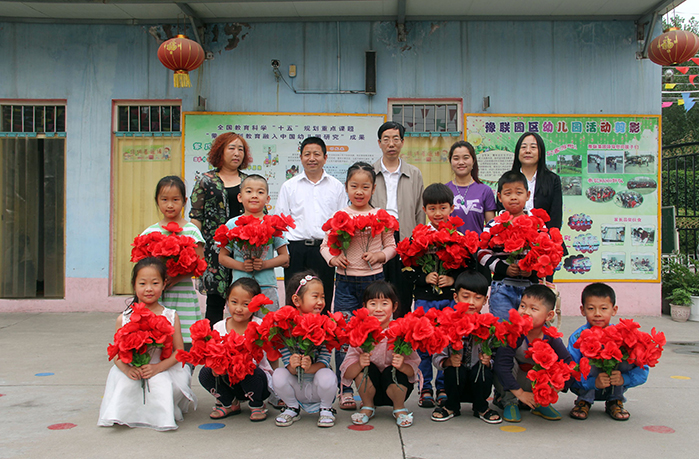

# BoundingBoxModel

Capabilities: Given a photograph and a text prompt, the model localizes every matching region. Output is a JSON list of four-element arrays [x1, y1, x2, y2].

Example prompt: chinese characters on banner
[[183, 113, 386, 212], [466, 115, 660, 282]]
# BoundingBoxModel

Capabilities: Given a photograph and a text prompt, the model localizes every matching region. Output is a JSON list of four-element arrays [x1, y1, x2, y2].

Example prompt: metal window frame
[[112, 100, 182, 134], [387, 98, 463, 136], [0, 100, 67, 134]]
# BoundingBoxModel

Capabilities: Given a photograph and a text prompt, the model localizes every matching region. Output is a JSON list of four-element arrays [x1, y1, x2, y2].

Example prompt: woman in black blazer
[[506, 132, 563, 229]]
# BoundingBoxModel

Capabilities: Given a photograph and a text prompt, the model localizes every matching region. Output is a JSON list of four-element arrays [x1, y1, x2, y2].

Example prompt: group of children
[[98, 167, 649, 431]]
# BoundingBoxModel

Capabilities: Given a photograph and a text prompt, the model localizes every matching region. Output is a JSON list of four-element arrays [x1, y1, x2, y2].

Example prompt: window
[[0, 104, 65, 133], [389, 99, 462, 135], [116, 104, 181, 133]]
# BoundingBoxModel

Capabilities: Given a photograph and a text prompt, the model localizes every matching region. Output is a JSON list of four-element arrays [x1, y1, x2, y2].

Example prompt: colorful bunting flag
[[679, 99, 685, 105], [691, 75, 698, 86], [683, 92, 696, 110], [665, 83, 678, 89], [692, 58, 699, 65], [677, 67, 690, 74], [662, 102, 674, 108]]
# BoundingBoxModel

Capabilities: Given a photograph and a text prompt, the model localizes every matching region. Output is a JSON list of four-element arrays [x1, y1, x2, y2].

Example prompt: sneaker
[[531, 405, 562, 421], [503, 404, 521, 423], [317, 408, 336, 428], [275, 407, 300, 427]]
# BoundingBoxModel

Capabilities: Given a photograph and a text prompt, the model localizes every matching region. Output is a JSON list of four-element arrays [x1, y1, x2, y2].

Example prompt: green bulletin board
[[465, 114, 661, 282]]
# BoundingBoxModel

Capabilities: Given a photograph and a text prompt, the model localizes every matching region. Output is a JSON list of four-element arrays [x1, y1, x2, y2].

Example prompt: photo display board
[[465, 114, 660, 282], [182, 112, 386, 213]]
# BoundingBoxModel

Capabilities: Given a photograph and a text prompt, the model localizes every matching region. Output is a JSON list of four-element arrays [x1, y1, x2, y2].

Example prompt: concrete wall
[[0, 19, 661, 313]]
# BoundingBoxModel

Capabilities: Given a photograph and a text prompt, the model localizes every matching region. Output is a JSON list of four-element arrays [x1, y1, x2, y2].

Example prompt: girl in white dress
[[98, 257, 197, 431]]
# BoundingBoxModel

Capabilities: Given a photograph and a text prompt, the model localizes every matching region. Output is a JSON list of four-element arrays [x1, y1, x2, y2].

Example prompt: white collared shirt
[[275, 170, 347, 241], [381, 159, 402, 219], [523, 170, 537, 213]]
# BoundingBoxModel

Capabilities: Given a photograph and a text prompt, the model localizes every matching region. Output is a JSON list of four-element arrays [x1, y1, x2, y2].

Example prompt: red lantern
[[157, 34, 205, 88], [648, 28, 699, 66]]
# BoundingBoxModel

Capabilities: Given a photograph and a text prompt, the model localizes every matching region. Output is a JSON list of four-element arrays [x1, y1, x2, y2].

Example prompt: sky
[[671, 0, 699, 19]]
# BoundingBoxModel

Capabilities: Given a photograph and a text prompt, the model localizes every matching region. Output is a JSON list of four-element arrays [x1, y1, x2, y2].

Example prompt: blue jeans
[[333, 272, 384, 393], [488, 280, 529, 321], [415, 299, 452, 392], [571, 362, 632, 404]]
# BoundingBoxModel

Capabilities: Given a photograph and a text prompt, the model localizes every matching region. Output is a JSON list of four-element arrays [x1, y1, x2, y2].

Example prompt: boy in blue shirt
[[568, 282, 648, 421], [406, 183, 467, 408]]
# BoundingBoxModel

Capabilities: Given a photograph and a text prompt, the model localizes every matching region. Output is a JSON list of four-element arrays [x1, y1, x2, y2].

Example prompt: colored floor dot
[[48, 423, 76, 430], [643, 425, 675, 434], [671, 375, 691, 380], [500, 425, 526, 433], [35, 373, 54, 377], [0, 394, 5, 397], [198, 423, 225, 430], [354, 395, 362, 401], [348, 424, 374, 431]]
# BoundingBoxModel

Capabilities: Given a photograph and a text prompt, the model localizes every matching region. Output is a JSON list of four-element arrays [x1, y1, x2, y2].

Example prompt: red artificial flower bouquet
[[478, 209, 564, 278], [322, 209, 399, 269], [247, 306, 348, 385], [214, 214, 295, 259], [396, 217, 480, 294], [385, 310, 449, 387], [573, 319, 665, 376], [344, 308, 386, 389], [176, 318, 259, 386], [107, 303, 175, 402], [525, 328, 591, 407], [131, 222, 207, 279]]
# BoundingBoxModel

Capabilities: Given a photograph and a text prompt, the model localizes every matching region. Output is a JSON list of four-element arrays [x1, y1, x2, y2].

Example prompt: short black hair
[[362, 280, 399, 310], [497, 170, 528, 193], [300, 136, 326, 155], [378, 121, 405, 140], [522, 284, 556, 311], [581, 282, 616, 306], [241, 174, 269, 192], [285, 269, 322, 305], [422, 183, 454, 207], [454, 270, 489, 296], [226, 277, 262, 300]]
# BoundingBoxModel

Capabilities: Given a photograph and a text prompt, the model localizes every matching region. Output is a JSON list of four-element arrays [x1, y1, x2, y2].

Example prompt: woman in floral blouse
[[189, 132, 249, 323]]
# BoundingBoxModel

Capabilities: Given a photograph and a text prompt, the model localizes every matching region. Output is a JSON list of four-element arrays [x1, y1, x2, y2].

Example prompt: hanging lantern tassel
[[174, 70, 192, 88], [157, 35, 205, 89]]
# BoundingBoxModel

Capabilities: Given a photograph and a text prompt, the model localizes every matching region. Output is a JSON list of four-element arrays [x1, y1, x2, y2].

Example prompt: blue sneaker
[[503, 404, 521, 423], [531, 405, 562, 421]]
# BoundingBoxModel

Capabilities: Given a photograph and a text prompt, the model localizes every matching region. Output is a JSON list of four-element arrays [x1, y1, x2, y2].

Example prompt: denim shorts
[[333, 272, 384, 320]]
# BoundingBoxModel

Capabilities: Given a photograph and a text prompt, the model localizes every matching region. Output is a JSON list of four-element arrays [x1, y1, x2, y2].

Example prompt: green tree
[[662, 16, 699, 146]]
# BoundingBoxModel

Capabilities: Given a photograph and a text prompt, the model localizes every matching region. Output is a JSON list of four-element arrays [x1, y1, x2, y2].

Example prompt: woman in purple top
[[446, 141, 497, 234]]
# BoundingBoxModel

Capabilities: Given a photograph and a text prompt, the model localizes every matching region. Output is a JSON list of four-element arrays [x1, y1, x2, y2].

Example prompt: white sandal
[[351, 406, 376, 425], [317, 408, 336, 428], [393, 408, 413, 428], [275, 407, 300, 427]]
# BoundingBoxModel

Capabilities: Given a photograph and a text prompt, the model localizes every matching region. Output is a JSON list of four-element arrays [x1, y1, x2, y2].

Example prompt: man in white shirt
[[276, 136, 347, 312], [372, 122, 425, 317]]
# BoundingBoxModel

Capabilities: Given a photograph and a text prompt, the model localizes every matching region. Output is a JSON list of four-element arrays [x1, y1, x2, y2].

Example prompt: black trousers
[[443, 364, 493, 415], [205, 294, 226, 325], [365, 363, 414, 407], [384, 233, 414, 318], [198, 366, 270, 408], [285, 241, 335, 314]]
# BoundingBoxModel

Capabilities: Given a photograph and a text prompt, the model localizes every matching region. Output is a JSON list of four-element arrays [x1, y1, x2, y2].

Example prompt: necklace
[[454, 180, 473, 199]]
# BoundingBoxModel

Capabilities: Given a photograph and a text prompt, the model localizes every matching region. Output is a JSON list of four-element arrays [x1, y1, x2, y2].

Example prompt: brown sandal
[[210, 402, 241, 419], [249, 404, 268, 422], [569, 400, 590, 420], [605, 400, 630, 421]]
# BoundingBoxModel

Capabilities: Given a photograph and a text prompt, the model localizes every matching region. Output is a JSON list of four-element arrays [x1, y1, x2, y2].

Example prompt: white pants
[[272, 367, 337, 412]]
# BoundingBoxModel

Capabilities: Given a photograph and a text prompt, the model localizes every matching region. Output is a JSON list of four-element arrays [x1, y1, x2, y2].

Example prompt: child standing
[[141, 176, 204, 344], [98, 257, 197, 430], [407, 183, 467, 408], [431, 271, 501, 424], [272, 271, 338, 428], [568, 283, 648, 421], [477, 171, 541, 320], [341, 281, 420, 428], [219, 174, 289, 314], [493, 284, 572, 422], [321, 161, 397, 410], [198, 277, 273, 422]]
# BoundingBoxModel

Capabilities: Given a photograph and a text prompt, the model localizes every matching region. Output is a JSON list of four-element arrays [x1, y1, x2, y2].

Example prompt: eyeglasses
[[380, 136, 402, 144]]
